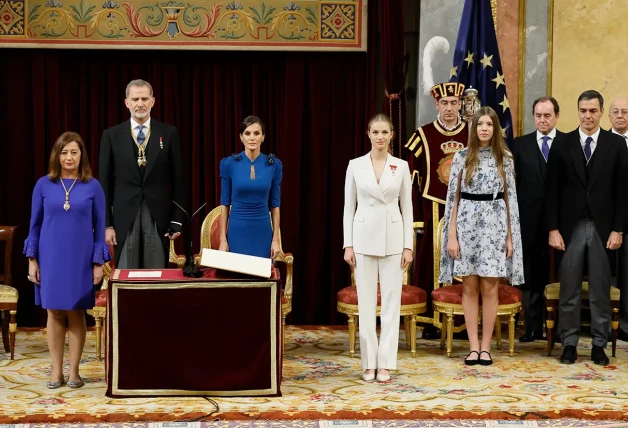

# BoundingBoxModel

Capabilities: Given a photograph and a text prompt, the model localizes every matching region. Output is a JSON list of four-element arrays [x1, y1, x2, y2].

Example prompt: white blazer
[[343, 153, 413, 257]]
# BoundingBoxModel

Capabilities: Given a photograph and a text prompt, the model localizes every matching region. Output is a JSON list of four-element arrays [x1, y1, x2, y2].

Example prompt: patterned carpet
[[1, 326, 628, 423]]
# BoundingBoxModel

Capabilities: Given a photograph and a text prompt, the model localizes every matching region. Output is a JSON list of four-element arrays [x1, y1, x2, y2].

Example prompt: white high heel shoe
[[361, 370, 376, 382], [376, 370, 390, 382]]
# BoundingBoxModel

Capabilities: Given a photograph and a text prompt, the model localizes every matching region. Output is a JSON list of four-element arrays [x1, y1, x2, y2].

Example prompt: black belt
[[461, 192, 503, 201]]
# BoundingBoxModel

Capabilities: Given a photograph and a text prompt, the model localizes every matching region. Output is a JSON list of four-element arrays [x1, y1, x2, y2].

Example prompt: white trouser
[[355, 253, 403, 370]]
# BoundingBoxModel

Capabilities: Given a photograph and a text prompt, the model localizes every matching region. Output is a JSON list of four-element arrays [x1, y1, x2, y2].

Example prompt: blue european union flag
[[450, 0, 513, 142]]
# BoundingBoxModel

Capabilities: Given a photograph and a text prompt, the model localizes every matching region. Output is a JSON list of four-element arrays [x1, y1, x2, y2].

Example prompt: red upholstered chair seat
[[431, 283, 522, 305], [96, 289, 107, 307], [337, 284, 427, 306]]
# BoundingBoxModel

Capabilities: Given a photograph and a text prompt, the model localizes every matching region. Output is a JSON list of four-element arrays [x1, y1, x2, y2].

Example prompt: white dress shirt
[[578, 127, 600, 162], [536, 128, 557, 157], [436, 113, 462, 132], [612, 128, 628, 148], [130, 117, 151, 145]]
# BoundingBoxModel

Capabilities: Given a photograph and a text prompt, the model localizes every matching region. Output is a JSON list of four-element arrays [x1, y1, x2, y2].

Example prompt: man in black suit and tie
[[99, 79, 186, 269], [546, 90, 628, 365], [609, 98, 628, 343], [512, 96, 565, 343]]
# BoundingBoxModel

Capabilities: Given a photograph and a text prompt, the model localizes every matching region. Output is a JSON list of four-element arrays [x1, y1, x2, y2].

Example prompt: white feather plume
[[422, 36, 450, 95]]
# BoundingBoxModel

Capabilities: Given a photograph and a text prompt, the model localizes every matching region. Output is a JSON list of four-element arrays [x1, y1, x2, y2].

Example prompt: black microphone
[[172, 201, 207, 277]]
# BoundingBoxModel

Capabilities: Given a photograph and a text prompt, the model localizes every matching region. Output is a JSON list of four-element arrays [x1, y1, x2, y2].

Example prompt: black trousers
[[521, 231, 550, 333]]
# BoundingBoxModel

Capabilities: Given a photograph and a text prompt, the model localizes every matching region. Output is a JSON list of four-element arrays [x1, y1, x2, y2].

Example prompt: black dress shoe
[[591, 345, 610, 365], [560, 345, 577, 364], [422, 325, 440, 340], [519, 330, 545, 343]]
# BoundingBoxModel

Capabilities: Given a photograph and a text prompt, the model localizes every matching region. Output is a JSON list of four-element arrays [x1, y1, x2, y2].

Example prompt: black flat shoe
[[591, 345, 609, 365], [464, 350, 480, 366], [478, 351, 493, 366], [560, 345, 577, 364]]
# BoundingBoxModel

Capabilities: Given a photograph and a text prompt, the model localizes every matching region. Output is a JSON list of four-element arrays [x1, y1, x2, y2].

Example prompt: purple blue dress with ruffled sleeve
[[220, 152, 282, 258], [24, 177, 111, 310]]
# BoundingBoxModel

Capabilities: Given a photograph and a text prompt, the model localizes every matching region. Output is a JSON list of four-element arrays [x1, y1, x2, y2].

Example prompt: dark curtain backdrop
[[380, 0, 406, 155], [0, 1, 381, 327]]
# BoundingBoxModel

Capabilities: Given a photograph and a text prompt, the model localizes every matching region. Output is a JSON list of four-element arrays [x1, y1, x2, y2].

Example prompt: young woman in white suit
[[343, 114, 414, 382]]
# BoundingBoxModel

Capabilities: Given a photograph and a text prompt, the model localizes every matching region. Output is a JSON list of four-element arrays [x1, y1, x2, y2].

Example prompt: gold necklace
[[60, 178, 79, 211]]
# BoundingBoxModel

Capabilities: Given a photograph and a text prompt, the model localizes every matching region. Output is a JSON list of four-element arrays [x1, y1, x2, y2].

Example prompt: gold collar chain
[[131, 125, 151, 167]]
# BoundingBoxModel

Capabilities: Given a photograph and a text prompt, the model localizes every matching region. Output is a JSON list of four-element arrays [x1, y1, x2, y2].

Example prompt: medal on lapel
[[160, 137, 164, 149], [390, 164, 398, 176]]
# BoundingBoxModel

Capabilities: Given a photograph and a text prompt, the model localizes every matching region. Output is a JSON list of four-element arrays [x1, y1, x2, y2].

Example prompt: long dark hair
[[464, 107, 510, 186]]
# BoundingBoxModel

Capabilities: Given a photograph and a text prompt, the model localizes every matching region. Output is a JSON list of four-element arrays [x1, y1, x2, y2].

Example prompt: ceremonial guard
[[404, 81, 469, 338]]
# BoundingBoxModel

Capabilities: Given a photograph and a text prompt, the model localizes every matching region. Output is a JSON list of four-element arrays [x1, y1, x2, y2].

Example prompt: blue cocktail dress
[[24, 177, 111, 310], [219, 152, 282, 258]]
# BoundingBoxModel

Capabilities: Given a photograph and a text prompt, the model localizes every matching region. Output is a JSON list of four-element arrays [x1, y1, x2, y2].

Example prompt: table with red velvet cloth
[[106, 268, 282, 398]]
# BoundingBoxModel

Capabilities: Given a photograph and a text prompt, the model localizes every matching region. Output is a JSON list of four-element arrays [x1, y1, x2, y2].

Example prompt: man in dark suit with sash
[[512, 96, 566, 342], [546, 90, 628, 365], [99, 79, 186, 269]]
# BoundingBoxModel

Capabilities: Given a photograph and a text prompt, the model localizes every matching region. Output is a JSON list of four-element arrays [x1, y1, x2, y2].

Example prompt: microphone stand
[[172, 201, 206, 278]]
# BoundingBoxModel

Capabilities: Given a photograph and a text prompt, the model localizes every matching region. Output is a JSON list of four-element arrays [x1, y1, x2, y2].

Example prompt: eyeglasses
[[610, 110, 628, 117]]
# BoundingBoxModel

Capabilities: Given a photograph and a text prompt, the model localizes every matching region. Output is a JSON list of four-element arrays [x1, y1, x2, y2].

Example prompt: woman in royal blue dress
[[219, 116, 283, 258], [24, 132, 110, 389]]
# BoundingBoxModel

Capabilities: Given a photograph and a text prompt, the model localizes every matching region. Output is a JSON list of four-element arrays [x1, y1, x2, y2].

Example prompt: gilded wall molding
[[0, 0, 367, 51], [546, 0, 554, 95]]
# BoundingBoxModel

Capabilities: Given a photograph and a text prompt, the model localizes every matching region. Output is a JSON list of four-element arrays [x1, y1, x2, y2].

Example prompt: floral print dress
[[438, 147, 524, 285]]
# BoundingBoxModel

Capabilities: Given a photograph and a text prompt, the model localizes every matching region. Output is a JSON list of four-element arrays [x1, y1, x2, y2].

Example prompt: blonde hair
[[464, 107, 510, 186], [367, 113, 394, 132]]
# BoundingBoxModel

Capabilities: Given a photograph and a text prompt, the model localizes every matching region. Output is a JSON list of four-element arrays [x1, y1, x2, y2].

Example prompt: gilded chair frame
[[544, 282, 620, 357], [0, 225, 18, 360], [169, 206, 294, 352], [432, 217, 521, 357], [336, 234, 426, 358], [429, 202, 465, 333], [87, 260, 112, 360]]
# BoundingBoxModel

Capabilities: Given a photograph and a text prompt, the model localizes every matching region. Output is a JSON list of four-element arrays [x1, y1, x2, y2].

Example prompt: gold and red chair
[[336, 235, 427, 358], [169, 206, 294, 352], [87, 245, 115, 360], [431, 217, 522, 357], [0, 226, 18, 360]]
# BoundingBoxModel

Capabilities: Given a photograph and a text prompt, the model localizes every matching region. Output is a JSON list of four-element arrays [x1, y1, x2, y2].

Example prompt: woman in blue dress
[[219, 116, 283, 258], [24, 132, 110, 389]]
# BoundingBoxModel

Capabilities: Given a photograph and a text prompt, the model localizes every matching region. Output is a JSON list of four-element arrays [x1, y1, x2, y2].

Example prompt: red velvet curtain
[[0, 4, 377, 326], [380, 0, 407, 155]]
